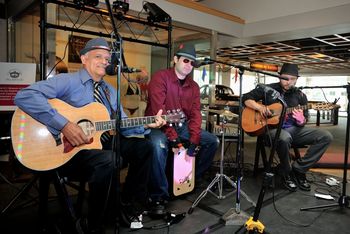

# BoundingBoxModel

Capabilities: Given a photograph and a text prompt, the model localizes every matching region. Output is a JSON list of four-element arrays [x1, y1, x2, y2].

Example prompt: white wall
[[201, 0, 350, 23]]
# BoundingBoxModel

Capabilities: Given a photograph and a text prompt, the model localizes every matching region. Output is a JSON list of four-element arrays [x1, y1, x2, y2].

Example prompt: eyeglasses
[[182, 58, 195, 66]]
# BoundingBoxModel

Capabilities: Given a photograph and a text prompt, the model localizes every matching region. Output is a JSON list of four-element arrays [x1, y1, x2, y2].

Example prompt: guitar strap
[[94, 82, 114, 142], [101, 84, 117, 121]]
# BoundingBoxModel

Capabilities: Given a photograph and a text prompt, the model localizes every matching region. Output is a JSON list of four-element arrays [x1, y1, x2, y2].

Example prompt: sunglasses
[[182, 58, 195, 66]]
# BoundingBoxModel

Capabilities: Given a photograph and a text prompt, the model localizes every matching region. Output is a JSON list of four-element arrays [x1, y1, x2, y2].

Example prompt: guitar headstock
[[166, 110, 186, 127], [311, 102, 336, 111]]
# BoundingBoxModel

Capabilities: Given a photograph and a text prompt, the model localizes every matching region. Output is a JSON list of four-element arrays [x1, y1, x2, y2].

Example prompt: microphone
[[257, 83, 280, 99], [105, 52, 141, 75], [122, 67, 142, 73], [297, 86, 313, 89], [106, 65, 141, 75], [105, 52, 119, 75], [192, 58, 215, 68]]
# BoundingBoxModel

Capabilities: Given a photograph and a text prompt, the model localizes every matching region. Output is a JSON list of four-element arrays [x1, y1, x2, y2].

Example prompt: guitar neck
[[120, 115, 166, 128], [286, 104, 310, 114], [94, 115, 167, 131]]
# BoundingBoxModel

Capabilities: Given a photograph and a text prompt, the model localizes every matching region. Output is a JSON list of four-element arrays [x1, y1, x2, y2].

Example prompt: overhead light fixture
[[143, 2, 170, 23], [250, 62, 279, 72], [113, 1, 129, 14], [309, 53, 327, 59], [73, 0, 99, 7]]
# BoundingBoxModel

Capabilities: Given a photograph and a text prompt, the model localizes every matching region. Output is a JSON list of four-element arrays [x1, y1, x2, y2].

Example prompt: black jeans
[[59, 136, 152, 228], [59, 149, 114, 229], [119, 136, 153, 204]]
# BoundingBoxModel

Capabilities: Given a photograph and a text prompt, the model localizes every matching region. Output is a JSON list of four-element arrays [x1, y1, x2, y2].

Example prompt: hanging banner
[[0, 62, 36, 111]]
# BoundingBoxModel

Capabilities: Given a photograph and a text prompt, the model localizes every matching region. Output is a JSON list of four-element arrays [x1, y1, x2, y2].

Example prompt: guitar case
[[166, 148, 195, 197]]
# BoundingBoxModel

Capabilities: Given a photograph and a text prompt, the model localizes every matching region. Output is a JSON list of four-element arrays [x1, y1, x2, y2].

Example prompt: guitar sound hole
[[77, 119, 95, 137]]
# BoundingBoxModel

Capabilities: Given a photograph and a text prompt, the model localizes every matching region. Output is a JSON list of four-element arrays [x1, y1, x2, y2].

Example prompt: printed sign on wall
[[0, 62, 36, 111]]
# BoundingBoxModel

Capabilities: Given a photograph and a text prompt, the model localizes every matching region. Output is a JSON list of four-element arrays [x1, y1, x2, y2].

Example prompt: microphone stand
[[235, 95, 287, 234], [298, 84, 350, 211], [105, 1, 124, 233], [203, 60, 263, 225], [205, 59, 291, 232]]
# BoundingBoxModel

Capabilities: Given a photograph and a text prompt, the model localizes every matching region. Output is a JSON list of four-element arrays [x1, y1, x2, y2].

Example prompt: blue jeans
[[146, 123, 219, 200]]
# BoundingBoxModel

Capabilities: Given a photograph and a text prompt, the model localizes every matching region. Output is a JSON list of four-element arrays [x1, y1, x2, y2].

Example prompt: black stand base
[[300, 195, 350, 211], [236, 94, 286, 234], [1, 175, 38, 215], [301, 84, 350, 212], [234, 172, 274, 234]]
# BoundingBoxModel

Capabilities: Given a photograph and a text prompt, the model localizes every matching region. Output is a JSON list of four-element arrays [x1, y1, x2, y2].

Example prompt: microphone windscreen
[[106, 52, 119, 75], [191, 61, 201, 68], [105, 64, 116, 75]]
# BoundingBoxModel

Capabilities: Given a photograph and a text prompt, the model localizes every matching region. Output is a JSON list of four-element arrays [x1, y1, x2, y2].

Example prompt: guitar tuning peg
[[169, 123, 173, 127], [172, 109, 176, 113], [167, 110, 170, 114], [176, 109, 180, 113]]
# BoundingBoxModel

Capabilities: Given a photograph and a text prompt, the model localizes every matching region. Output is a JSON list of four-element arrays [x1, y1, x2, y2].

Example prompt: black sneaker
[[120, 202, 143, 229], [282, 175, 297, 192], [293, 170, 311, 191], [148, 199, 168, 218]]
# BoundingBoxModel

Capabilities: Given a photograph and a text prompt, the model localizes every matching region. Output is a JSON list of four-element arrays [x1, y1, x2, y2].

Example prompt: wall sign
[[0, 62, 36, 111]]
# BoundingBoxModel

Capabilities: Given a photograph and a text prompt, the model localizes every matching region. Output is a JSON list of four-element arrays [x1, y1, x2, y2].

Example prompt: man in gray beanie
[[14, 37, 166, 232]]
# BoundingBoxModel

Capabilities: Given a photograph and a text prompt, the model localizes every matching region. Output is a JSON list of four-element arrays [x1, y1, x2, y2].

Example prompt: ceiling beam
[[248, 50, 316, 58], [298, 61, 349, 66], [166, 0, 245, 24]]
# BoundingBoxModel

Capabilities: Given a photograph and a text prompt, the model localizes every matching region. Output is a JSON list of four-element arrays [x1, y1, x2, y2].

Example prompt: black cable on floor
[[271, 172, 332, 228]]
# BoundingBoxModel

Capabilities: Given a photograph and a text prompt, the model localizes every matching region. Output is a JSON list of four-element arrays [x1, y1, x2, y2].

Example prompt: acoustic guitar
[[241, 102, 331, 136], [11, 99, 185, 171]]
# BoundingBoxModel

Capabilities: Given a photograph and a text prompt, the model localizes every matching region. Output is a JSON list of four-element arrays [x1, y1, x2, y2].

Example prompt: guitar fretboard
[[120, 115, 166, 128], [94, 115, 167, 131], [285, 104, 310, 114]]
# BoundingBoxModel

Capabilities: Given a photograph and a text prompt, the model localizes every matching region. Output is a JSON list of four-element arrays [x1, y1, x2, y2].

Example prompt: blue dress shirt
[[14, 68, 149, 137]]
